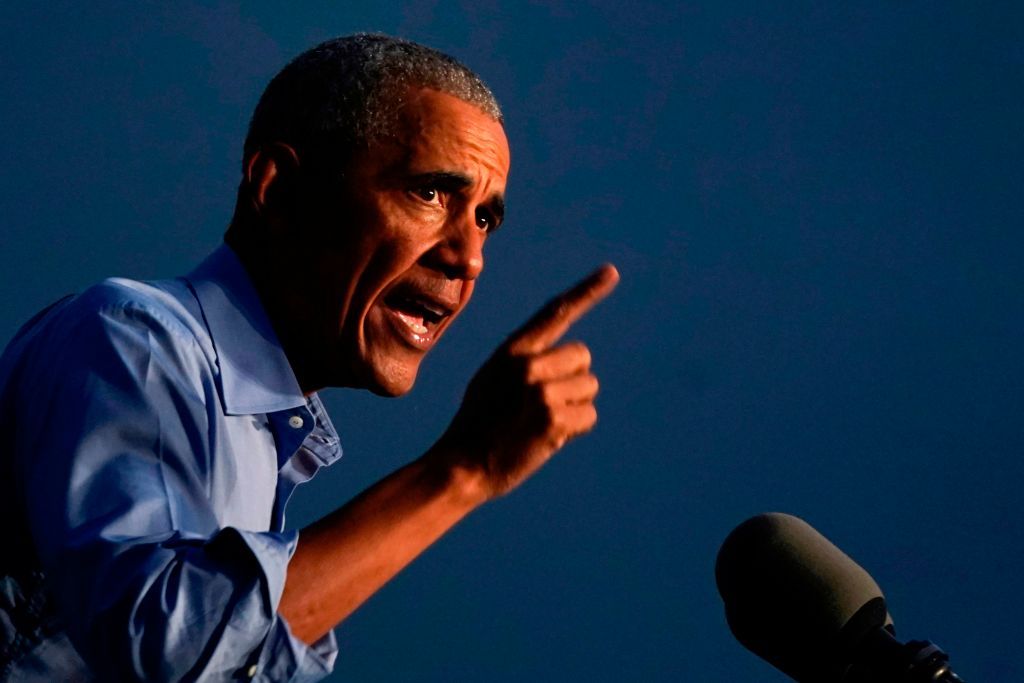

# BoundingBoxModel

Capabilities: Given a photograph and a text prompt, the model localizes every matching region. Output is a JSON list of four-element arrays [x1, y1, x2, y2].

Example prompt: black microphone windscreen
[[715, 513, 891, 682]]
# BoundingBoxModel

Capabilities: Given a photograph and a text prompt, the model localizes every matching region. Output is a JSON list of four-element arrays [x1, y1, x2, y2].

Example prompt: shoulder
[[8, 276, 218, 399], [65, 277, 207, 347]]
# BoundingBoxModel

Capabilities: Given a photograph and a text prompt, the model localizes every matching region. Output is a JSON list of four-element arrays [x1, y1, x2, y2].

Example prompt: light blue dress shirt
[[0, 246, 342, 681]]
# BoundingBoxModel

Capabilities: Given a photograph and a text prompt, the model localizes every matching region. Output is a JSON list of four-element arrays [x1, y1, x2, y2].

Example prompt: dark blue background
[[2, 3, 1021, 680]]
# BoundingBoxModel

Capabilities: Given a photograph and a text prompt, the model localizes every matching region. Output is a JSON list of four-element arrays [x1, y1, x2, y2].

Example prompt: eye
[[475, 208, 498, 233], [411, 186, 440, 203]]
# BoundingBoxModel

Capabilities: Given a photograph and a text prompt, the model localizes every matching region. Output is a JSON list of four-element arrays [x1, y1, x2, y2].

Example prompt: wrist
[[421, 439, 491, 508]]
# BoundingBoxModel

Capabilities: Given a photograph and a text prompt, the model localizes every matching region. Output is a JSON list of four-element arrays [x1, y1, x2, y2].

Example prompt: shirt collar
[[184, 244, 306, 416]]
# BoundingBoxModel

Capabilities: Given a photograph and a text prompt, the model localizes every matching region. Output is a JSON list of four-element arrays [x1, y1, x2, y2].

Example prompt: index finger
[[507, 264, 620, 355]]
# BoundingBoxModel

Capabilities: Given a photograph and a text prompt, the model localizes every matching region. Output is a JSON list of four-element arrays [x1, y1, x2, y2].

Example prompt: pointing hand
[[437, 264, 620, 499]]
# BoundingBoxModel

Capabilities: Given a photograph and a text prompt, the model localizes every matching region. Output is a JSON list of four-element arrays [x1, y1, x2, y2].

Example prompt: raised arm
[[280, 265, 620, 643]]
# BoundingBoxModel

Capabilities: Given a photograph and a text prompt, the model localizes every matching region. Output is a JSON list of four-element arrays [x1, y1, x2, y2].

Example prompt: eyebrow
[[410, 170, 472, 191], [409, 171, 506, 227]]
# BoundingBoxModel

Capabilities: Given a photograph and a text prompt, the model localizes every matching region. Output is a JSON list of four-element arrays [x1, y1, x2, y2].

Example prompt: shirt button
[[288, 415, 304, 429], [246, 663, 259, 678]]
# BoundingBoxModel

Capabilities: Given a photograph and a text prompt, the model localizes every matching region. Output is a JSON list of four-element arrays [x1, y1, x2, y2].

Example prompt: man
[[0, 34, 617, 681]]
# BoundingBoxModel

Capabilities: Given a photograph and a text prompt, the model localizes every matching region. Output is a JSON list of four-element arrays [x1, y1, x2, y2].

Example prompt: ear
[[244, 142, 301, 223]]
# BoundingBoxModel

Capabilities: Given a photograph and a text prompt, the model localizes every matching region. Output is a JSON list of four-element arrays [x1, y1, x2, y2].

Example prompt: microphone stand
[[843, 627, 965, 682]]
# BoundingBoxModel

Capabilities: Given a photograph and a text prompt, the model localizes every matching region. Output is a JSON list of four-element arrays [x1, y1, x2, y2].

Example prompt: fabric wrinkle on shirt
[[0, 245, 342, 682]]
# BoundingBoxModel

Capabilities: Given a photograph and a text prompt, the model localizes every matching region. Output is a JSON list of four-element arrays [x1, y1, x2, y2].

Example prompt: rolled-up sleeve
[[11, 291, 336, 682]]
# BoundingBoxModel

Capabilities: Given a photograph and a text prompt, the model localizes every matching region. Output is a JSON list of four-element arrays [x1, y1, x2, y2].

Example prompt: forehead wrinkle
[[458, 134, 510, 196], [384, 88, 509, 199], [408, 124, 507, 171], [408, 102, 507, 157]]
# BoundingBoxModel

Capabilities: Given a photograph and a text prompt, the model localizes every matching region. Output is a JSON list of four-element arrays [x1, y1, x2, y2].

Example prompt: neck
[[225, 220, 325, 395]]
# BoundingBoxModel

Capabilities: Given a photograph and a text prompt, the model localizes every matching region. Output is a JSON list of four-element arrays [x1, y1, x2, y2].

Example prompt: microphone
[[715, 513, 965, 682]]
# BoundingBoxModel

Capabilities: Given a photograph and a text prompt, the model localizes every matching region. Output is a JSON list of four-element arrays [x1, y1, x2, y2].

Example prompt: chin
[[367, 380, 415, 398], [361, 357, 421, 397]]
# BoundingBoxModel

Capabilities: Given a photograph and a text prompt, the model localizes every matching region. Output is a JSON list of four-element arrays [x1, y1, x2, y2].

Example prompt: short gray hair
[[244, 33, 502, 172]]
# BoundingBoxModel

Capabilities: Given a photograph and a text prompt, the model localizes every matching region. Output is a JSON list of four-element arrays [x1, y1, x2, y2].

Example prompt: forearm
[[280, 266, 620, 645], [280, 445, 487, 644]]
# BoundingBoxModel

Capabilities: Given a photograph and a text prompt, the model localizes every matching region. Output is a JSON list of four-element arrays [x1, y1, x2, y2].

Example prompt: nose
[[425, 209, 485, 281]]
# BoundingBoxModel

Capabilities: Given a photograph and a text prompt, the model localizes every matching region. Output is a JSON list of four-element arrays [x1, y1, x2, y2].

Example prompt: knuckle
[[551, 341, 589, 369], [557, 341, 590, 365], [523, 356, 546, 384], [578, 405, 598, 430], [577, 344, 592, 367], [562, 340, 586, 355]]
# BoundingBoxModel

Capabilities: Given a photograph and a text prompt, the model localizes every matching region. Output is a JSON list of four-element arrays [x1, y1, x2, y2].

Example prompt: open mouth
[[382, 286, 457, 345]]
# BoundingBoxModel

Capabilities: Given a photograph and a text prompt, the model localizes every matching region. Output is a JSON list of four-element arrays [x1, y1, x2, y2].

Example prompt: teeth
[[420, 302, 447, 317], [405, 298, 447, 320], [396, 311, 428, 336]]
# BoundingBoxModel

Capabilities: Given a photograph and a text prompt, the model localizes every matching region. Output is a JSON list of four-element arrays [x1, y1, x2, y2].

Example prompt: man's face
[[294, 88, 510, 396]]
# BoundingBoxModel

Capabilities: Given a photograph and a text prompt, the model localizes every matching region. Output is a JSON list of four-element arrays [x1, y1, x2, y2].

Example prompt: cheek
[[348, 233, 433, 314], [364, 205, 444, 270]]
